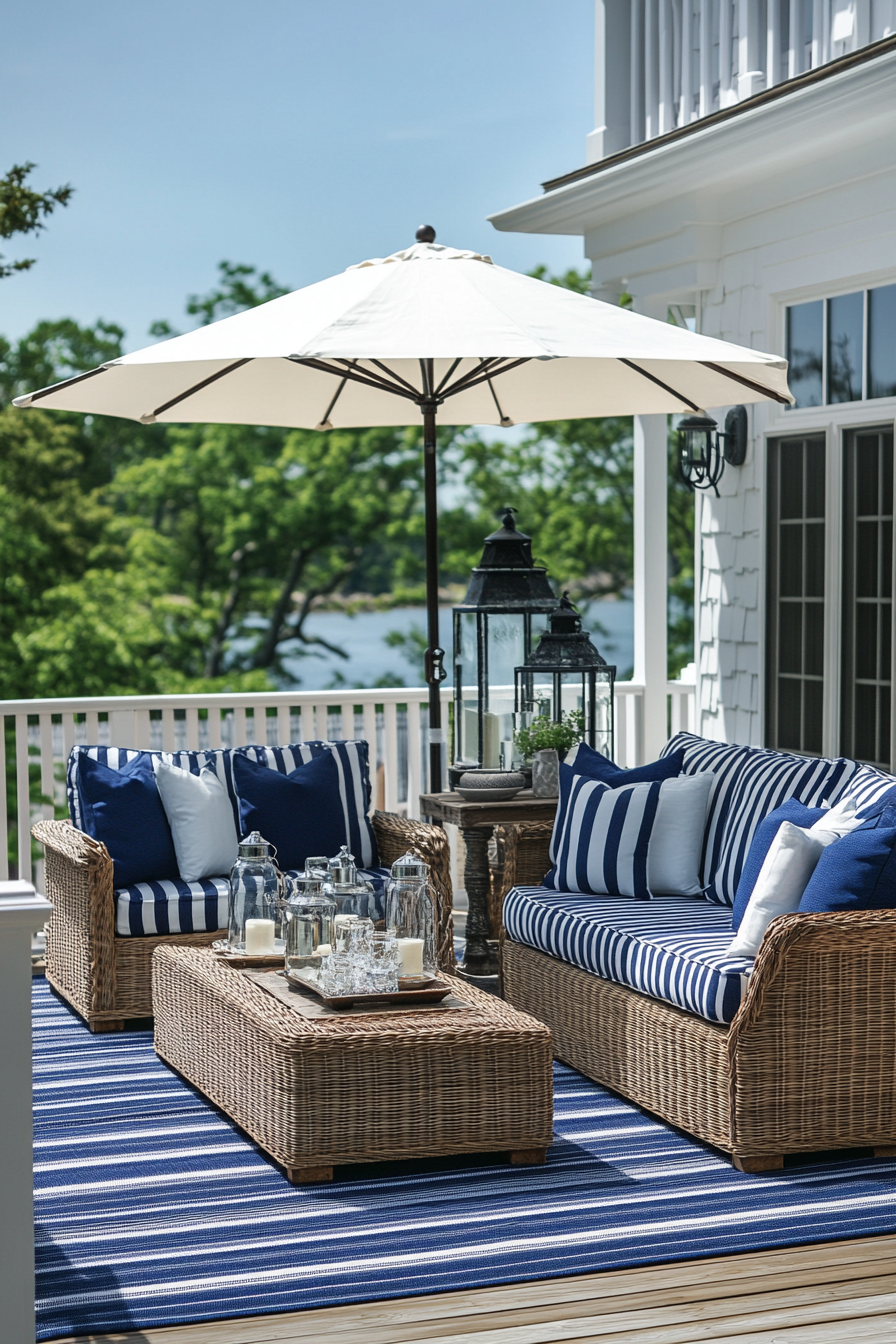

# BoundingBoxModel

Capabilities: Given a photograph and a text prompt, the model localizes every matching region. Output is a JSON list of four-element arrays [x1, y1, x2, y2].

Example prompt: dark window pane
[[804, 679, 824, 755], [787, 301, 823, 408], [855, 603, 878, 680], [804, 602, 825, 677], [805, 522, 825, 597], [828, 291, 864, 403], [855, 437, 879, 516], [854, 682, 878, 763], [856, 521, 879, 597], [778, 678, 803, 750], [779, 602, 803, 673], [780, 525, 803, 596], [869, 284, 896, 400], [805, 448, 826, 517], [780, 442, 804, 518], [884, 435, 894, 516], [881, 603, 892, 683], [883, 521, 893, 599], [880, 689, 891, 768]]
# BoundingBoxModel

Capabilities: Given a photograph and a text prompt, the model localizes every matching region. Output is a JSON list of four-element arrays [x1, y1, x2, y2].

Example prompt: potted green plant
[[514, 709, 584, 797]]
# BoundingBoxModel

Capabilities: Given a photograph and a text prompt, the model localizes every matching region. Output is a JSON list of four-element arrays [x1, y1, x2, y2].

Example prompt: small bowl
[[456, 770, 525, 803]]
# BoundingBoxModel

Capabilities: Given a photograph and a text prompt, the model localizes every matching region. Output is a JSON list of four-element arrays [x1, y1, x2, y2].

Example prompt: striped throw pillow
[[660, 733, 865, 906], [545, 766, 713, 899]]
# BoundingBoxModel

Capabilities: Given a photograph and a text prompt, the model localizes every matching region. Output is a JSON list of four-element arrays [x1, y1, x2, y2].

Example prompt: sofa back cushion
[[798, 804, 896, 913], [68, 739, 377, 871], [660, 732, 865, 906]]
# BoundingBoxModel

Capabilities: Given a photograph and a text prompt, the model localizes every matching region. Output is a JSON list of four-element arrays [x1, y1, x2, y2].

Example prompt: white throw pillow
[[647, 772, 715, 896], [727, 820, 832, 959], [810, 794, 861, 840], [153, 759, 239, 883]]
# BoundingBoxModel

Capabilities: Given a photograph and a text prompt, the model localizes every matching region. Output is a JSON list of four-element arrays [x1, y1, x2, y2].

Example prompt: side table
[[419, 790, 557, 982]]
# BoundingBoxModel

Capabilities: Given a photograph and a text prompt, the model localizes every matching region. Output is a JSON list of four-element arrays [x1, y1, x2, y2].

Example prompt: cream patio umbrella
[[15, 226, 793, 788]]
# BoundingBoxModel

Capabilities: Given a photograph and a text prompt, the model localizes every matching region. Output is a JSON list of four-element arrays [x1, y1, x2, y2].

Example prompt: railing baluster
[[233, 706, 248, 747], [15, 716, 31, 884], [207, 706, 223, 749], [161, 710, 176, 752], [185, 706, 200, 749], [135, 709, 152, 750], [0, 715, 8, 880], [406, 698, 422, 818], [86, 710, 99, 743], [382, 702, 399, 814], [311, 702, 328, 741], [38, 715, 55, 822], [277, 705, 291, 745]]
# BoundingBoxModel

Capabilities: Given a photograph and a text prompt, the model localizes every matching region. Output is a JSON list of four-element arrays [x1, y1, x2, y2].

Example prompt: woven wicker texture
[[372, 810, 455, 969], [34, 810, 456, 1031], [503, 906, 896, 1164], [152, 945, 554, 1173], [500, 821, 554, 894]]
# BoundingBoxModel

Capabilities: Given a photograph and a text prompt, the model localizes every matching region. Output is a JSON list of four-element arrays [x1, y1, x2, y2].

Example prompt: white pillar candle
[[244, 918, 275, 954], [315, 943, 331, 957], [398, 937, 424, 977]]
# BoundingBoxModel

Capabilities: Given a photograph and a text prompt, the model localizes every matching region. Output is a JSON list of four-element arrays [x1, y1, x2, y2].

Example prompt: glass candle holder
[[284, 875, 336, 973]]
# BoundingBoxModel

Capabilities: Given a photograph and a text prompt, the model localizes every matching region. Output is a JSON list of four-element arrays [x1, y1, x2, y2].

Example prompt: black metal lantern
[[514, 592, 616, 759], [677, 405, 748, 495], [452, 508, 556, 774]]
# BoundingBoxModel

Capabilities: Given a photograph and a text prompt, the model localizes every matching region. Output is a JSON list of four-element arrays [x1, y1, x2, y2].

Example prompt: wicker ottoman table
[[152, 946, 554, 1183]]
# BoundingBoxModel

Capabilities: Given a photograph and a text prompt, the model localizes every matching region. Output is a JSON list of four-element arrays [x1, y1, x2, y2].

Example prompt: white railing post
[[0, 880, 52, 1344], [634, 408, 669, 765]]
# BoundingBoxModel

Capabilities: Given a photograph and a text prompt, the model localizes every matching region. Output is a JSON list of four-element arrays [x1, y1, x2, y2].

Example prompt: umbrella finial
[[415, 224, 436, 243]]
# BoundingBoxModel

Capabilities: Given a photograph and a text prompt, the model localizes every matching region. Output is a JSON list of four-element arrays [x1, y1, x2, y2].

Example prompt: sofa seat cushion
[[114, 866, 390, 937], [503, 885, 753, 1025]]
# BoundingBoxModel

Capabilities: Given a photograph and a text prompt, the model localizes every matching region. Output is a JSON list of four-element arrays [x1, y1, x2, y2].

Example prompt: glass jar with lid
[[284, 874, 336, 974], [322, 845, 378, 922], [385, 851, 437, 980], [227, 831, 283, 954]]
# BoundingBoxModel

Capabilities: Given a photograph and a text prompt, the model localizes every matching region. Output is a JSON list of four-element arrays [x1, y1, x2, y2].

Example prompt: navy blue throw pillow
[[730, 800, 828, 931], [77, 752, 179, 888], [567, 741, 685, 787], [798, 810, 896, 914], [232, 749, 350, 872]]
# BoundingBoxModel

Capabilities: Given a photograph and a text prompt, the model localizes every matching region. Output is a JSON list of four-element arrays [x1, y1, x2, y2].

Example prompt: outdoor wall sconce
[[677, 405, 748, 495]]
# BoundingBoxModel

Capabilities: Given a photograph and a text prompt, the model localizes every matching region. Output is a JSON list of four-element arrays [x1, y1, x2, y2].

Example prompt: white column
[[588, 0, 632, 162], [699, 0, 713, 115], [681, 0, 693, 123], [634, 415, 669, 762], [767, 0, 780, 87], [719, 0, 734, 103], [0, 881, 52, 1344], [630, 0, 644, 145], [789, 0, 803, 75], [645, 0, 659, 138]]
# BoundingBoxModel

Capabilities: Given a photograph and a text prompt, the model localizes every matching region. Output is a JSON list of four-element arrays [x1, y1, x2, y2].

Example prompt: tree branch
[[203, 544, 254, 678]]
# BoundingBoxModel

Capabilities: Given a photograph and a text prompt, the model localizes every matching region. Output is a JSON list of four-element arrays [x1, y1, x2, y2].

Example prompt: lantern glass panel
[[454, 611, 480, 766], [484, 613, 525, 768]]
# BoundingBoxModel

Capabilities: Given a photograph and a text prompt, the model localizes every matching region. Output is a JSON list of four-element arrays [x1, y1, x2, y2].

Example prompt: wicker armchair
[[498, 820, 896, 1171], [33, 810, 453, 1033]]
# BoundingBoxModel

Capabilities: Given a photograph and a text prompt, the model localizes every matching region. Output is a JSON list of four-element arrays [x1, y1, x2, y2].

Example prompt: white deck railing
[[1, 675, 696, 887]]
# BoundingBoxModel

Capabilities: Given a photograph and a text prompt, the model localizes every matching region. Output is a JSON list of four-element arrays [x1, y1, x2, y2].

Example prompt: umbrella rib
[[287, 357, 416, 401], [699, 361, 792, 406], [440, 356, 502, 397], [149, 358, 253, 419], [442, 358, 531, 400], [434, 358, 462, 396], [485, 378, 512, 426], [368, 360, 422, 397], [617, 358, 700, 412], [14, 362, 109, 407], [317, 374, 349, 428]]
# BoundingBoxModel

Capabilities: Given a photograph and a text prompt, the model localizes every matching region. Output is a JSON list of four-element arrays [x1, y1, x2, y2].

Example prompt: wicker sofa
[[498, 747, 896, 1173], [34, 810, 453, 1033]]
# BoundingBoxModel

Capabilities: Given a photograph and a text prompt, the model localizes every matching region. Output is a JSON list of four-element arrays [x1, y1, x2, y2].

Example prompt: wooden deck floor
[[62, 1232, 896, 1344]]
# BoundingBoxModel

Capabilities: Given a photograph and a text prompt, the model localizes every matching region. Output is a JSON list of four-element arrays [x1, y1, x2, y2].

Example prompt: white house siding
[[490, 35, 896, 753]]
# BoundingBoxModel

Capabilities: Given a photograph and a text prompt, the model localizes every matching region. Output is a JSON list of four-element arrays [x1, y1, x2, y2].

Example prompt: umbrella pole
[[422, 399, 445, 793]]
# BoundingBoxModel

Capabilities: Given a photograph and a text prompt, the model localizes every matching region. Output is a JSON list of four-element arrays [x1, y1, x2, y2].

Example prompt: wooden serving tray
[[282, 968, 452, 1009], [211, 940, 284, 968]]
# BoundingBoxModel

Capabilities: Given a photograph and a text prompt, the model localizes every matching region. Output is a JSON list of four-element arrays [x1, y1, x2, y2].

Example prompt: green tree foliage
[[0, 162, 73, 279]]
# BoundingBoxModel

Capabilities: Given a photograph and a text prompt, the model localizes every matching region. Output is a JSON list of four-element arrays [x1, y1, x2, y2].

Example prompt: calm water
[[278, 598, 634, 690]]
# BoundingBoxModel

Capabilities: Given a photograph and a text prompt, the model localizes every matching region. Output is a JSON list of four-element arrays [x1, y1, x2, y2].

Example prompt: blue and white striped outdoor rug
[[33, 978, 896, 1341]]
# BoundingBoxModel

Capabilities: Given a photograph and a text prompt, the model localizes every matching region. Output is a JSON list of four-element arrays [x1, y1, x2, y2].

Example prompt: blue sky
[[1, 0, 592, 349]]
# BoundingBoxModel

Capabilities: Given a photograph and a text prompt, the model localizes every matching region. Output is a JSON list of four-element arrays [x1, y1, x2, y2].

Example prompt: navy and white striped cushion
[[546, 775, 658, 898], [114, 866, 390, 937], [504, 885, 753, 1025], [68, 740, 377, 869], [660, 733, 863, 906]]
